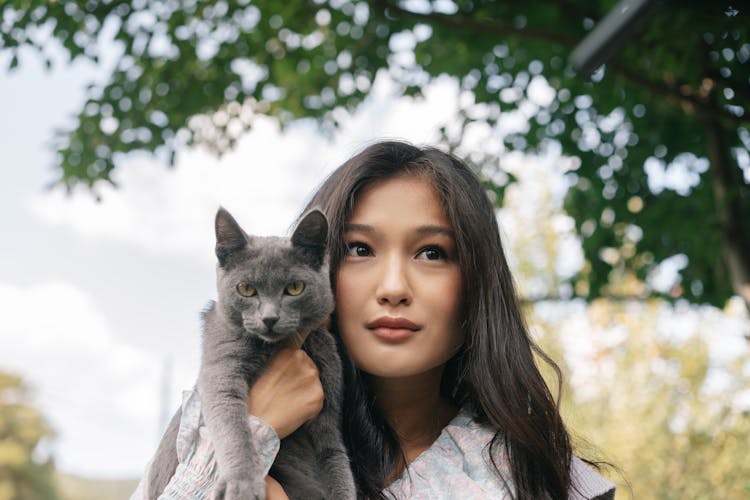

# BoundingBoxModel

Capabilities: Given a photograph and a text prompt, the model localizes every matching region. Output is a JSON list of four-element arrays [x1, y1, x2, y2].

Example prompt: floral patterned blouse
[[131, 389, 615, 499]]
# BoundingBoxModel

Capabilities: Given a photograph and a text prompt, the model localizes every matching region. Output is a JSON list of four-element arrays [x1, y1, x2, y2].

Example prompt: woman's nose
[[375, 254, 413, 306]]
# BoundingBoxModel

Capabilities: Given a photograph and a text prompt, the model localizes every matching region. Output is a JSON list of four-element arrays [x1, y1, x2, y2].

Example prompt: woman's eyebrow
[[416, 225, 454, 237], [343, 223, 374, 233], [344, 223, 454, 237]]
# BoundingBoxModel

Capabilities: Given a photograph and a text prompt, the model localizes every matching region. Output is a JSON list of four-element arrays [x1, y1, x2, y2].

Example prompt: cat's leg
[[146, 408, 182, 499], [271, 437, 325, 500], [198, 367, 266, 500], [305, 332, 357, 499], [305, 402, 357, 499]]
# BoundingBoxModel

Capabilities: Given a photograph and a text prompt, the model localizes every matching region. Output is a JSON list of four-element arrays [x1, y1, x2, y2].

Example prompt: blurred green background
[[1, 1, 748, 498]]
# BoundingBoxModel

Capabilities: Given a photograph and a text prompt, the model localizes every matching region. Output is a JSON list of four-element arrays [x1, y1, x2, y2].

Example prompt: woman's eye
[[416, 246, 446, 260], [345, 242, 372, 257], [237, 282, 257, 297], [285, 280, 305, 296]]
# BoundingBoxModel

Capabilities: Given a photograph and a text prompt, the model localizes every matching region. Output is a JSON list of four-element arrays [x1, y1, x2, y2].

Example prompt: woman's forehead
[[346, 176, 449, 230]]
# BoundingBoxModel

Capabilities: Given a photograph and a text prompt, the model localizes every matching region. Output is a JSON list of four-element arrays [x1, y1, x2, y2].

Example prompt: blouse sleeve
[[130, 389, 280, 500], [569, 457, 616, 500]]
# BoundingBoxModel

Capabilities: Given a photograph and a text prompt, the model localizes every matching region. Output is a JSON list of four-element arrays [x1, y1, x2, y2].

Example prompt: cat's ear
[[292, 209, 328, 269], [215, 207, 248, 267]]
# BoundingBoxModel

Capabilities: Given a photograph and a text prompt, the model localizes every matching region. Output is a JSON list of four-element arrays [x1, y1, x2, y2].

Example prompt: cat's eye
[[237, 282, 257, 297], [285, 281, 305, 296]]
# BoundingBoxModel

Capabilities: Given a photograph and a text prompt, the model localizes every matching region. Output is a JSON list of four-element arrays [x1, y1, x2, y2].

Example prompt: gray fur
[[147, 208, 355, 500]]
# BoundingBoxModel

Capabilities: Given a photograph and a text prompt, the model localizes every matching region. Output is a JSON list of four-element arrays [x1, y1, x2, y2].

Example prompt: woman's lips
[[366, 317, 421, 341]]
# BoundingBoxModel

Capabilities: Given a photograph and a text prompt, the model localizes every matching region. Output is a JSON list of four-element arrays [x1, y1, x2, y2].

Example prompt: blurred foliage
[[0, 372, 58, 500], [0, 371, 138, 500], [510, 154, 750, 499], [533, 299, 750, 499], [55, 472, 138, 500], [1, 0, 748, 307]]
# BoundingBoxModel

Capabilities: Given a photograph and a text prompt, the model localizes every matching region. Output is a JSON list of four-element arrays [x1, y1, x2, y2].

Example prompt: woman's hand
[[247, 332, 324, 439], [265, 476, 289, 500]]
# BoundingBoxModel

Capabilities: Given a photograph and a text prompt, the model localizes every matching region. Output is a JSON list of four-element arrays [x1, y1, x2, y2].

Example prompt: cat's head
[[213, 207, 333, 343]]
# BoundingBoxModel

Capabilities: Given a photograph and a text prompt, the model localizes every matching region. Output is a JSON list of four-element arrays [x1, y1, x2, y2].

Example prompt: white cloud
[[26, 117, 329, 265], [25, 72, 462, 265], [0, 281, 165, 477]]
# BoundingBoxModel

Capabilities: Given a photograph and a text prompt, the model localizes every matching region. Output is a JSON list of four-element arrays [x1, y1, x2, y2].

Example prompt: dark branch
[[520, 294, 650, 304], [371, 0, 581, 47], [609, 61, 750, 127], [373, 0, 748, 128]]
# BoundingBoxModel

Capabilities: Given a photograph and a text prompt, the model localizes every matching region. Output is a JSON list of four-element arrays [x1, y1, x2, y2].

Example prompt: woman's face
[[335, 174, 464, 379]]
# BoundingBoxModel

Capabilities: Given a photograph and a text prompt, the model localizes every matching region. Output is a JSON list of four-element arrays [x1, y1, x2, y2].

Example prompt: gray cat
[[146, 207, 356, 500]]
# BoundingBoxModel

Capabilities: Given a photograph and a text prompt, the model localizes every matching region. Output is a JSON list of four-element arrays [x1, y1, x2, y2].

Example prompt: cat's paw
[[212, 477, 265, 500]]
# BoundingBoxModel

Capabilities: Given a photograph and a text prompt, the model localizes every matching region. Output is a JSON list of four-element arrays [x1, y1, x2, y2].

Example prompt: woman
[[133, 141, 615, 499]]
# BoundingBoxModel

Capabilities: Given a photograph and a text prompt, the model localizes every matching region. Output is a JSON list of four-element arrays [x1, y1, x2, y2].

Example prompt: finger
[[265, 476, 289, 500], [284, 331, 310, 349]]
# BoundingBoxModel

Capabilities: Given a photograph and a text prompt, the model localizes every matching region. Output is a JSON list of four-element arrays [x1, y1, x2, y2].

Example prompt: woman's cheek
[[334, 267, 360, 343]]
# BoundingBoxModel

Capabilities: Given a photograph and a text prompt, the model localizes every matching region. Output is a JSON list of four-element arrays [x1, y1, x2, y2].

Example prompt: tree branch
[[371, 0, 581, 47], [520, 294, 650, 304], [374, 0, 749, 128], [703, 114, 750, 309], [609, 61, 750, 127]]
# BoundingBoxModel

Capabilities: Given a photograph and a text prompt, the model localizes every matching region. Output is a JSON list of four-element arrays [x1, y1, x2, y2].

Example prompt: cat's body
[[146, 208, 355, 500]]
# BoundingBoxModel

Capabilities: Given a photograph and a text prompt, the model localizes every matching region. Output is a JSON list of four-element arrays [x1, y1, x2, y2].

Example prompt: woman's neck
[[370, 367, 459, 476]]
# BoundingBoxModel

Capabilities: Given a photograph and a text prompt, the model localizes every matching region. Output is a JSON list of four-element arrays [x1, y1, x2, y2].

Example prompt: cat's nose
[[263, 317, 279, 330]]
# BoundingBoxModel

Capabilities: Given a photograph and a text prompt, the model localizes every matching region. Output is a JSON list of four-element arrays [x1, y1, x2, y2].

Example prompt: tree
[[485, 148, 750, 498], [532, 298, 750, 499], [0, 372, 58, 500], [2, 0, 748, 307]]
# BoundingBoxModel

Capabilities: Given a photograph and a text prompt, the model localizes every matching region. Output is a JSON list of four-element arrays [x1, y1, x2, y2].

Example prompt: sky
[[0, 46, 472, 478], [1, 42, 748, 482]]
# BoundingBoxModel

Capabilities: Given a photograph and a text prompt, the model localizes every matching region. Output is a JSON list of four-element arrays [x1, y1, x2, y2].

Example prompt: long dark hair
[[302, 141, 572, 499]]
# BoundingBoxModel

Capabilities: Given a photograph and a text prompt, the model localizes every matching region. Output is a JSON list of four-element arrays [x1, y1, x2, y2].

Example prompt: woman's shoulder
[[569, 457, 616, 500], [386, 405, 615, 499]]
